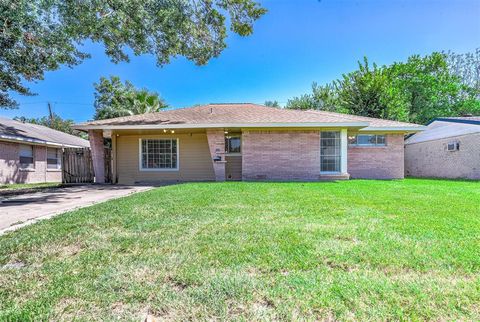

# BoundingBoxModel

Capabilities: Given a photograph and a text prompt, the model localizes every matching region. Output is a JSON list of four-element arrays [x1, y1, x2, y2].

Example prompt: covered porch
[[87, 127, 352, 184]]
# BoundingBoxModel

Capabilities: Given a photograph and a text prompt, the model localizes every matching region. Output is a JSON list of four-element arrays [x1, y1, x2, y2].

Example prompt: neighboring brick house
[[74, 104, 424, 184], [405, 117, 480, 179], [0, 117, 90, 184]]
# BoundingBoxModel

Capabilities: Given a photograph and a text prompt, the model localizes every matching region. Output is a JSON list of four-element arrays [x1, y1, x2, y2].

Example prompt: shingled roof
[[0, 116, 90, 148], [75, 103, 423, 132]]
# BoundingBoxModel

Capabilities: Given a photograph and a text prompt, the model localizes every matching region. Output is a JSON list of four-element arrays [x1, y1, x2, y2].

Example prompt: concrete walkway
[[0, 185, 153, 235]]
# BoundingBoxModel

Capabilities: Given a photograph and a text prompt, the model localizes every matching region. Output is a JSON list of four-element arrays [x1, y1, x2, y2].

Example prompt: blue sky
[[2, 0, 479, 122]]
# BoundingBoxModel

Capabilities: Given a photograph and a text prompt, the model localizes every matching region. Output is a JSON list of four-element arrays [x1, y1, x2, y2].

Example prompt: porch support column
[[88, 129, 105, 184], [340, 128, 348, 175], [206, 129, 226, 181]]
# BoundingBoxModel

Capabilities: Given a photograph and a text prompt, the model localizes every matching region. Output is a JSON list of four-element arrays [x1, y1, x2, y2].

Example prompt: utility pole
[[47, 102, 54, 127]]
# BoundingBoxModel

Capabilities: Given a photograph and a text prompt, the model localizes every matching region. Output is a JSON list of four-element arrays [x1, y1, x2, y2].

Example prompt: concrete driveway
[[0, 185, 153, 235]]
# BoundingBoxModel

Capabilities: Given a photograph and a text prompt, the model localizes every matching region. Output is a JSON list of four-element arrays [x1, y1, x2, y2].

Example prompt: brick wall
[[347, 134, 405, 179], [88, 130, 105, 183], [0, 141, 62, 184], [405, 133, 480, 179], [206, 129, 226, 181], [242, 130, 321, 180]]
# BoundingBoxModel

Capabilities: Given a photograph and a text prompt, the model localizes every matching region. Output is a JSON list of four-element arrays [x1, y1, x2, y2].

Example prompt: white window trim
[[320, 131, 342, 174], [19, 144, 35, 170], [47, 147, 62, 171], [348, 134, 387, 147], [225, 135, 242, 155], [138, 138, 179, 172]]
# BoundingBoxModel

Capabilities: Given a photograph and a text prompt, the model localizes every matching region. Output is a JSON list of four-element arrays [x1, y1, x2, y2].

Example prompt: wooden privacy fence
[[104, 148, 112, 184], [62, 147, 113, 184], [62, 148, 94, 183]]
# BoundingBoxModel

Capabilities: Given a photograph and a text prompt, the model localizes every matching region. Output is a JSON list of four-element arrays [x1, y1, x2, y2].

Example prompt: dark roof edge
[[428, 118, 480, 126]]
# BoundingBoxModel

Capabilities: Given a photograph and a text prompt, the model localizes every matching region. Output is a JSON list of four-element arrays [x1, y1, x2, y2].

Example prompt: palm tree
[[129, 90, 167, 114]]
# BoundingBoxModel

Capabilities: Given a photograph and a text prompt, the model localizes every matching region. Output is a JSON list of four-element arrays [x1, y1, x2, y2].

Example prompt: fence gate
[[62, 148, 94, 183], [104, 147, 112, 184]]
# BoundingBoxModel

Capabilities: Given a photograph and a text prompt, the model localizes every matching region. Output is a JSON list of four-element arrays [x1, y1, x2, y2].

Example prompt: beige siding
[[405, 133, 480, 179], [116, 133, 215, 184], [225, 155, 242, 180]]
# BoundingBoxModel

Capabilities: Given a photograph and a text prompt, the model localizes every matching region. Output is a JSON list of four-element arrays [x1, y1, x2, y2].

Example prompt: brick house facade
[[77, 104, 423, 184], [0, 117, 90, 184], [405, 118, 480, 180]]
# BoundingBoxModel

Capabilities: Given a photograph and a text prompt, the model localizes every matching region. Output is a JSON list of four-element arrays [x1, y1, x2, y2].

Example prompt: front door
[[320, 131, 341, 173]]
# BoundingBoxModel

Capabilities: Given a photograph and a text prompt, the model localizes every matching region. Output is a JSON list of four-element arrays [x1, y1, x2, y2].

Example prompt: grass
[[0, 179, 479, 321], [0, 182, 62, 192]]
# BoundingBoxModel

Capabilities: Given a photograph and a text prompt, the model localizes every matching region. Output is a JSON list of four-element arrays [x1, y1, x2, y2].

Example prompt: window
[[447, 141, 459, 151], [19, 145, 34, 169], [140, 139, 178, 170], [225, 135, 241, 154], [320, 131, 341, 173], [47, 148, 61, 170], [348, 134, 386, 146]]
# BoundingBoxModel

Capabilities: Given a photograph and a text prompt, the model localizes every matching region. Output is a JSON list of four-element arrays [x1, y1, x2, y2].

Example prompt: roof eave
[[0, 134, 88, 148], [359, 126, 426, 132], [73, 122, 371, 130]]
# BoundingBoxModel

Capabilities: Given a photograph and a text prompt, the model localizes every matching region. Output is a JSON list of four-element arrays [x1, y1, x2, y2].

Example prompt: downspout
[[45, 144, 47, 183]]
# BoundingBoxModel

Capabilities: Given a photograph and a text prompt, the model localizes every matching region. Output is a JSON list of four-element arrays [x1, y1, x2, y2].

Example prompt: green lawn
[[0, 179, 479, 321], [0, 182, 62, 192]]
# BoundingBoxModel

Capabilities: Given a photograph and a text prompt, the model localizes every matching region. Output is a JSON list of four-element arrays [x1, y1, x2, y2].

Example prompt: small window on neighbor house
[[19, 145, 34, 169], [447, 142, 459, 151], [225, 136, 241, 154], [47, 148, 61, 170], [348, 134, 386, 146]]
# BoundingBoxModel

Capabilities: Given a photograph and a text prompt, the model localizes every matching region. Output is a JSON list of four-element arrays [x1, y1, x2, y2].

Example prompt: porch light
[[163, 129, 167, 133], [171, 130, 175, 134]]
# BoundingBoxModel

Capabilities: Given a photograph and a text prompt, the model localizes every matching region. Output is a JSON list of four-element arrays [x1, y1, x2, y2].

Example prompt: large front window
[[47, 148, 61, 170], [320, 131, 341, 173], [140, 139, 178, 170], [19, 145, 34, 169]]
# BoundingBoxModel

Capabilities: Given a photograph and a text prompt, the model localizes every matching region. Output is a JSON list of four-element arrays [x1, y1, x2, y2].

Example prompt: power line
[[18, 101, 92, 106]]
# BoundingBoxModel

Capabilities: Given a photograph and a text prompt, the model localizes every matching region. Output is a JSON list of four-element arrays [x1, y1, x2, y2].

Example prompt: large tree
[[287, 50, 480, 124], [1, 0, 266, 108], [93, 76, 167, 120], [287, 82, 341, 112]]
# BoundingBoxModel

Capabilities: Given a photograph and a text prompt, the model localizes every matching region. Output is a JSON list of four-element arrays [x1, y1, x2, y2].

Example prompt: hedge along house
[[0, 116, 90, 184], [74, 104, 424, 184]]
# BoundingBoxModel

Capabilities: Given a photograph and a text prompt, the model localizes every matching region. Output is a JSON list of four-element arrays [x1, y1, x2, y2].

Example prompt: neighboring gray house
[[0, 116, 90, 184], [405, 117, 480, 179]]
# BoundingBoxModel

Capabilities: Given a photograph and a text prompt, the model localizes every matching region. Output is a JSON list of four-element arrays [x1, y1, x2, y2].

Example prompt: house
[[74, 103, 424, 184], [0, 116, 90, 184], [405, 117, 480, 179]]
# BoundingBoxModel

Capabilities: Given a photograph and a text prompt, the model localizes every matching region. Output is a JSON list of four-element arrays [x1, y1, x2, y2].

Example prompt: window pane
[[320, 132, 341, 172], [19, 156, 34, 168], [376, 135, 386, 145], [357, 135, 372, 145], [227, 137, 241, 153], [141, 139, 178, 169], [47, 148, 57, 159], [19, 145, 33, 157]]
